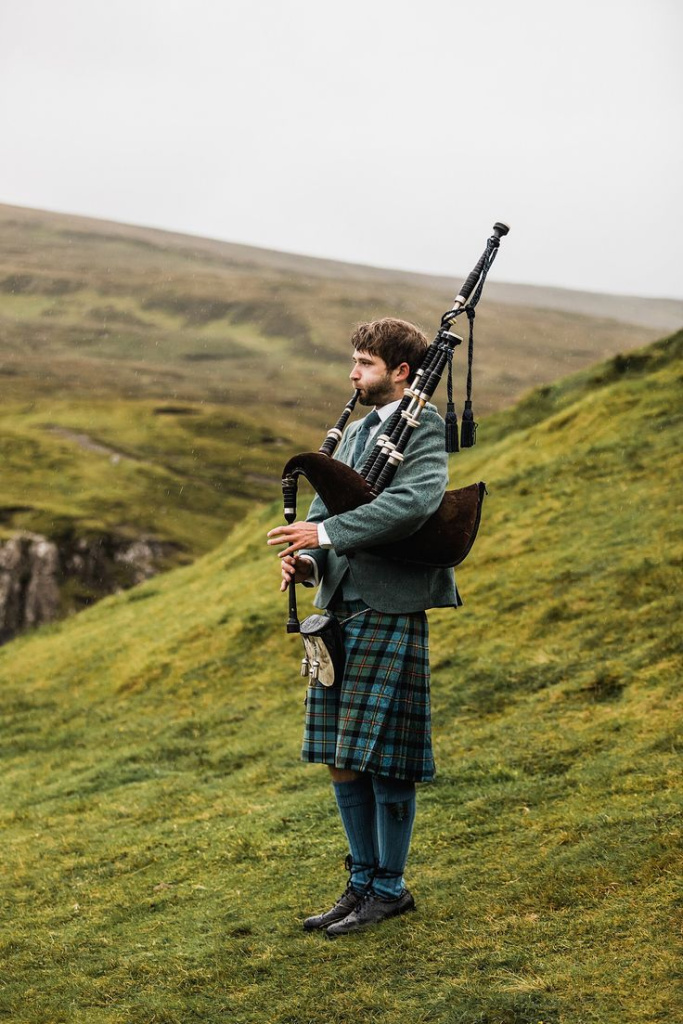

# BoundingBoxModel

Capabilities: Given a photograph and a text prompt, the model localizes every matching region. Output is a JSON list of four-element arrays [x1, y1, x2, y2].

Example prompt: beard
[[357, 372, 395, 407]]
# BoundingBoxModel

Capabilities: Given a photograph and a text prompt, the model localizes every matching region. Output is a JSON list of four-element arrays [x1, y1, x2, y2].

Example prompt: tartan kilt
[[301, 599, 435, 782]]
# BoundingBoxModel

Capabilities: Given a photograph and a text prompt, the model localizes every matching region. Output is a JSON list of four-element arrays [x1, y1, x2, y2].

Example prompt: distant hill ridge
[[2, 202, 681, 331], [1, 201, 677, 421]]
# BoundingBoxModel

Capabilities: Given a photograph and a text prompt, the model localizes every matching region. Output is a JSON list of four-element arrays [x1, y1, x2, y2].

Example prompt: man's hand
[[266, 521, 320, 560], [279, 553, 315, 592]]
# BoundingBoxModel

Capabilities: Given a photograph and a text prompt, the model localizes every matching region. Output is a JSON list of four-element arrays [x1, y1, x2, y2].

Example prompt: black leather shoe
[[325, 889, 416, 938], [303, 883, 365, 932]]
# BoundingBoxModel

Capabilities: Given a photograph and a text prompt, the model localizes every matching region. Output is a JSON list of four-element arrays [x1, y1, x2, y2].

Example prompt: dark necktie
[[352, 409, 381, 467]]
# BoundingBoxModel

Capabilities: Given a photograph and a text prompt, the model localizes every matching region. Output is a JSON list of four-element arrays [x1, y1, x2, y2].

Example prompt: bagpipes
[[281, 221, 510, 641]]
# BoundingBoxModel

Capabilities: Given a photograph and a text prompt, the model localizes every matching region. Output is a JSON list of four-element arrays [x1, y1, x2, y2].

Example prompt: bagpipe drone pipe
[[281, 221, 510, 632]]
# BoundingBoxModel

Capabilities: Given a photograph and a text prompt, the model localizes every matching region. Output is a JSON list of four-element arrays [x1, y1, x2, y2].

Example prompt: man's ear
[[393, 361, 411, 383]]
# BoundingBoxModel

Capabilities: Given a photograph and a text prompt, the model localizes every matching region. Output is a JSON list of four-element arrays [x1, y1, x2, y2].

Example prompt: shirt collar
[[375, 399, 401, 423]]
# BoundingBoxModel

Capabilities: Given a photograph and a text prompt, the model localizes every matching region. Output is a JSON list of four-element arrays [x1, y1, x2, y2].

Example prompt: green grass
[[0, 395, 303, 545], [0, 328, 681, 1022]]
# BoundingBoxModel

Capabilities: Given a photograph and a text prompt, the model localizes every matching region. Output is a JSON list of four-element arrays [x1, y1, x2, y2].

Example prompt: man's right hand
[[280, 553, 314, 592]]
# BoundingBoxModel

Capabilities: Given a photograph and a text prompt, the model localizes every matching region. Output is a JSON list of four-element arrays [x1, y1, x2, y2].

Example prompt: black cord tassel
[[445, 402, 459, 452], [445, 348, 459, 452], [460, 399, 477, 447]]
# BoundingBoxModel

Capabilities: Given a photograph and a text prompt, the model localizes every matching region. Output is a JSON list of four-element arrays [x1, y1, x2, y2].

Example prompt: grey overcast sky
[[0, 0, 681, 298]]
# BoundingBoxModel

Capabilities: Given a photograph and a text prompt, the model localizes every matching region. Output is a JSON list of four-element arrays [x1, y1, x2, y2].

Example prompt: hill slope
[[0, 345, 681, 1017]]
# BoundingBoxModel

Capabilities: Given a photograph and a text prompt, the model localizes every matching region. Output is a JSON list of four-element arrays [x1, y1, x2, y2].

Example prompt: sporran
[[299, 613, 345, 687], [298, 605, 368, 687]]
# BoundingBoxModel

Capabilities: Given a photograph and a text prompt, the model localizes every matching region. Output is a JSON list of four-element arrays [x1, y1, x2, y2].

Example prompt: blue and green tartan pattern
[[301, 600, 435, 782]]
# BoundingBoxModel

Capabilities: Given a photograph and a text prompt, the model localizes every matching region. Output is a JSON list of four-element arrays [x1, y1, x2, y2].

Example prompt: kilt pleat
[[301, 600, 434, 782]]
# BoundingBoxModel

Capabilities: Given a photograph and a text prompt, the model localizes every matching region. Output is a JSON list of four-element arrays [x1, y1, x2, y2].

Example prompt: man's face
[[349, 350, 407, 407]]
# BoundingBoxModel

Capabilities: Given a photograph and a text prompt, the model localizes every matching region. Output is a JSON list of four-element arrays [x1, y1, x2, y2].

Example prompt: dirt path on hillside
[[45, 426, 138, 463]]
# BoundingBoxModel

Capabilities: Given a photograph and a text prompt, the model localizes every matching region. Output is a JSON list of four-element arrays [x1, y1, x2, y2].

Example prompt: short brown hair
[[351, 318, 428, 379]]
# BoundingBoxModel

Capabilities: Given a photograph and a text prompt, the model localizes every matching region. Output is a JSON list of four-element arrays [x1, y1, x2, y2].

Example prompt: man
[[266, 317, 460, 938]]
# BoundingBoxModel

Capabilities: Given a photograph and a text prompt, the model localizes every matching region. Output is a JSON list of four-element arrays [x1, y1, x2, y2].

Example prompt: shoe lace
[[363, 867, 405, 902], [344, 853, 377, 895], [372, 867, 403, 881]]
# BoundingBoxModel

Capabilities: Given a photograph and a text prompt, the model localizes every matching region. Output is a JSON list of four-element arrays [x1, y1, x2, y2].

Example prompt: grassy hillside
[[0, 397, 298, 549], [1, 347, 681, 1018]]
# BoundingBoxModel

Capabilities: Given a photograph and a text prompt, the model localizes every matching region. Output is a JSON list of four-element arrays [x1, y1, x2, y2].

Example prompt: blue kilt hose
[[301, 599, 435, 783]]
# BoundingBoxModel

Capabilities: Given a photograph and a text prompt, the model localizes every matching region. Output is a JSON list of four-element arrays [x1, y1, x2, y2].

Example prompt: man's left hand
[[266, 521, 320, 559]]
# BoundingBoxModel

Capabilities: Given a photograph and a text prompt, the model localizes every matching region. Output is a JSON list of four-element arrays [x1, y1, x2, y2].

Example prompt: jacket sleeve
[[323, 409, 448, 555], [299, 491, 330, 577]]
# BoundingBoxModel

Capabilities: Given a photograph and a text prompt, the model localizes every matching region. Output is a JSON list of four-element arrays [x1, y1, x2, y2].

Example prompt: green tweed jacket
[[300, 405, 461, 613]]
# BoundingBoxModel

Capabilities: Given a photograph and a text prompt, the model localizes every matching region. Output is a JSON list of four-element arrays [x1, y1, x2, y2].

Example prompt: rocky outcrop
[[0, 531, 174, 645], [0, 534, 61, 642]]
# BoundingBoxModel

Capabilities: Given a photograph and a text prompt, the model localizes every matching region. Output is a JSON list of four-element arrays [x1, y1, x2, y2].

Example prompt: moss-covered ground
[[0, 333, 681, 1022]]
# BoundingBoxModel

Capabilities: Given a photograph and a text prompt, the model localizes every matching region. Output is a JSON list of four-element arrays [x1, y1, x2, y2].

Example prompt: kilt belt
[[301, 599, 434, 783]]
